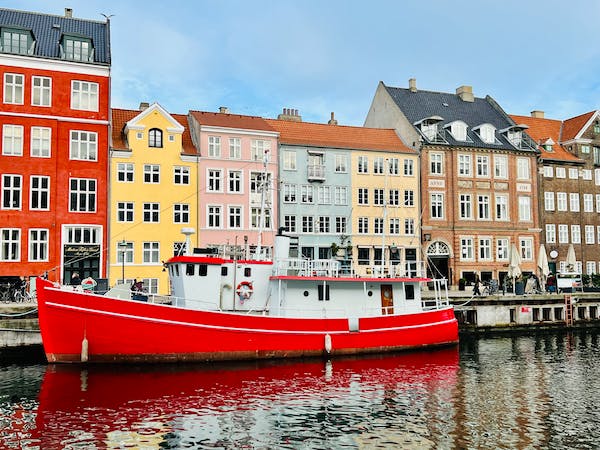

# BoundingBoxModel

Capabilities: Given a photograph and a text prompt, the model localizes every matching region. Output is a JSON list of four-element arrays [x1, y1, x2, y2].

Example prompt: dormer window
[[149, 128, 163, 148], [474, 123, 498, 144], [414, 116, 446, 143], [61, 35, 94, 62], [542, 138, 555, 152], [594, 121, 600, 134], [500, 124, 532, 150], [1, 27, 35, 55], [445, 120, 469, 141]]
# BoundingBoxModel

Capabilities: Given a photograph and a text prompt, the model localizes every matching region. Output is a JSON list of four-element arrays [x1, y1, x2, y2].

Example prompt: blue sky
[[7, 1, 600, 125]]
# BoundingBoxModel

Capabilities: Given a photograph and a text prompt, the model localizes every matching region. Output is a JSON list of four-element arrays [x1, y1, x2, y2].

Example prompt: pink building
[[188, 109, 279, 258]]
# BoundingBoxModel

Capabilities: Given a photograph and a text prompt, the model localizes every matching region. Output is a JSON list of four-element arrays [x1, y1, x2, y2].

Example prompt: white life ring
[[81, 277, 97, 291], [236, 281, 254, 302]]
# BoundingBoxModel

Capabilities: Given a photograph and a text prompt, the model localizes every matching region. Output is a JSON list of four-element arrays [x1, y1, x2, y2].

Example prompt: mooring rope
[[0, 308, 38, 318]]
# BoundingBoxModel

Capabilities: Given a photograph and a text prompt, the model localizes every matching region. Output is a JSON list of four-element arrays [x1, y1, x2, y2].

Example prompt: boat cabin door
[[380, 284, 394, 315]]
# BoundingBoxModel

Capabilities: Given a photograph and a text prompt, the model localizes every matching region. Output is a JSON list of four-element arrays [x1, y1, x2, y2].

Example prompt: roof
[[562, 111, 596, 141], [111, 108, 196, 156], [510, 114, 582, 163], [189, 110, 276, 133], [0, 8, 110, 64], [383, 83, 536, 152], [265, 119, 414, 153]]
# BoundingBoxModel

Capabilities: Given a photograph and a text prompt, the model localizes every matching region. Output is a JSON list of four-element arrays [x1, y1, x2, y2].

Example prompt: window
[[2, 28, 33, 54], [582, 145, 591, 154], [69, 179, 96, 212], [0, 229, 20, 261], [543, 166, 554, 178], [389, 218, 400, 235], [430, 153, 443, 175], [495, 195, 508, 220], [389, 189, 399, 206], [143, 165, 160, 184], [479, 237, 492, 260], [449, 121, 468, 141], [301, 185, 314, 203], [229, 206, 242, 229], [32, 76, 51, 106], [168, 135, 175, 142], [283, 183, 297, 203], [569, 168, 579, 179], [118, 163, 134, 182], [520, 238, 533, 260], [585, 225, 595, 244], [518, 196, 531, 221], [71, 80, 98, 111], [517, 158, 530, 180], [250, 172, 271, 194], [31, 127, 51, 157], [251, 140, 270, 161], [358, 156, 368, 173], [2, 175, 21, 209], [143, 203, 160, 222], [358, 217, 369, 234], [207, 169, 222, 192], [404, 218, 415, 235], [143, 242, 160, 264], [70, 131, 97, 161], [318, 216, 331, 233], [251, 208, 271, 229], [335, 154, 347, 173], [546, 224, 556, 244], [4, 73, 24, 104], [544, 192, 555, 211], [460, 237, 474, 260], [228, 170, 242, 193], [374, 188, 384, 205], [373, 157, 384, 174], [556, 167, 566, 178], [283, 150, 296, 170], [335, 217, 347, 234], [357, 247, 370, 265], [583, 169, 592, 180], [497, 238, 509, 260], [318, 186, 331, 204], [458, 154, 471, 176], [30, 176, 49, 210], [63, 36, 92, 62], [174, 166, 190, 185], [174, 204, 189, 223], [117, 202, 134, 222], [284, 215, 296, 233], [478, 124, 497, 144], [404, 190, 414, 207], [597, 194, 600, 213], [334, 186, 347, 205], [229, 138, 241, 159], [584, 194, 594, 212], [494, 156, 508, 178], [476, 155, 489, 177], [302, 216, 314, 233], [149, 129, 163, 148], [478, 195, 490, 220], [28, 229, 48, 262], [587, 261, 597, 275], [557, 192, 567, 211], [358, 188, 369, 205], [207, 205, 222, 228], [142, 279, 159, 295], [571, 225, 581, 244], [459, 194, 472, 219], [558, 224, 569, 244], [374, 218, 383, 234], [431, 193, 444, 219], [404, 159, 414, 176], [570, 193, 580, 212], [388, 158, 399, 175], [2, 125, 23, 155]]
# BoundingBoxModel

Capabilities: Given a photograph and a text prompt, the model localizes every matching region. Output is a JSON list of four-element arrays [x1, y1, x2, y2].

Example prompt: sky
[[6, 0, 600, 126]]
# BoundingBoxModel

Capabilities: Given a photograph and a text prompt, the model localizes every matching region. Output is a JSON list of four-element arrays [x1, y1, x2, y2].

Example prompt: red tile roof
[[265, 119, 414, 153], [189, 110, 276, 132], [111, 108, 196, 155], [510, 114, 582, 163], [562, 111, 595, 141]]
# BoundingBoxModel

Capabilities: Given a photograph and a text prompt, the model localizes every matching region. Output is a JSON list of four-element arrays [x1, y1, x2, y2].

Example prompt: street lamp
[[117, 240, 128, 284]]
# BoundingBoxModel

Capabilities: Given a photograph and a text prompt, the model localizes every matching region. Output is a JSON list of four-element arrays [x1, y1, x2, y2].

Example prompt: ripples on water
[[2, 332, 600, 449]]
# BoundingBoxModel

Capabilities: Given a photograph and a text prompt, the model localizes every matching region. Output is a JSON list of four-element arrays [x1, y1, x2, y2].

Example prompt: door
[[380, 284, 394, 315]]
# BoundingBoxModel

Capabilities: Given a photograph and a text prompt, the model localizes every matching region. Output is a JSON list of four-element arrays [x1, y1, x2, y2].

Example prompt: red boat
[[36, 232, 458, 363]]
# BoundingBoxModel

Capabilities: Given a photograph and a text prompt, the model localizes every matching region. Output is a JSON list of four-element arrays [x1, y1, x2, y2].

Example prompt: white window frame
[[2, 124, 23, 156], [2, 174, 22, 209], [32, 76, 51, 107], [546, 224, 556, 244], [460, 237, 474, 261], [430, 192, 444, 219], [459, 193, 472, 219], [70, 80, 98, 111], [30, 175, 50, 211], [174, 166, 190, 185], [143, 164, 160, 184], [518, 196, 531, 221], [143, 202, 160, 223], [28, 228, 48, 262], [495, 194, 508, 221], [228, 170, 242, 193], [458, 154, 471, 177], [118, 163, 134, 183], [0, 228, 20, 261], [544, 192, 555, 211], [208, 136, 221, 157], [117, 201, 134, 223], [283, 150, 297, 170], [31, 126, 51, 158], [557, 192, 567, 211], [173, 203, 190, 224], [70, 130, 97, 161], [479, 237, 492, 261], [228, 205, 243, 229], [585, 225, 595, 244], [571, 225, 581, 244], [520, 237, 533, 260], [207, 169, 223, 192], [476, 155, 489, 178], [558, 224, 569, 244], [4, 73, 24, 104], [430, 152, 443, 175], [569, 193, 580, 212], [229, 137, 241, 159], [494, 155, 508, 179], [517, 158, 530, 180], [207, 205, 222, 228], [496, 238, 509, 261], [142, 242, 160, 264], [335, 154, 347, 173]]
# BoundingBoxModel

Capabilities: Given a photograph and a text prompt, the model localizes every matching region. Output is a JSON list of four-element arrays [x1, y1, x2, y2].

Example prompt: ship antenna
[[255, 149, 270, 260], [181, 227, 195, 256]]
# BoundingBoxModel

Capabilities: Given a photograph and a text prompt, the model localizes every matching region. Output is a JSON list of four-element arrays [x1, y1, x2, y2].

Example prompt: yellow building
[[109, 103, 199, 294]]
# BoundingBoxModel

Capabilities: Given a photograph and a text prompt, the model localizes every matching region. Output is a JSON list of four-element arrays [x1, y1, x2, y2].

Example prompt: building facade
[[110, 103, 198, 295], [0, 8, 110, 284], [365, 80, 540, 286]]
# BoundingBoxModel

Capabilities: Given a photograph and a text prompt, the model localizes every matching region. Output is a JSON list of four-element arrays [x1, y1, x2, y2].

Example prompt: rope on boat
[[0, 308, 38, 317]]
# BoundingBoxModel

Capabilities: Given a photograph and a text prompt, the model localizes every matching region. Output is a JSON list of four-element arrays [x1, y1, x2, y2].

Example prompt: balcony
[[307, 164, 326, 181]]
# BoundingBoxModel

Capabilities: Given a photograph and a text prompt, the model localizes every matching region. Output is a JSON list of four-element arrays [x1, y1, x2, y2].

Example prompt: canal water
[[2, 331, 600, 449]]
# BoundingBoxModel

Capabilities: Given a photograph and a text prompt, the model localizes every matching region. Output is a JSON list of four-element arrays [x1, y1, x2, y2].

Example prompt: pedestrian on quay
[[473, 274, 482, 296], [71, 272, 81, 286]]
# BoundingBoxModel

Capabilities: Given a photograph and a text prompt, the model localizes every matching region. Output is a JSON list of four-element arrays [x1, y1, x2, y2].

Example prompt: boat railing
[[421, 278, 450, 310], [364, 261, 426, 278], [273, 258, 341, 277]]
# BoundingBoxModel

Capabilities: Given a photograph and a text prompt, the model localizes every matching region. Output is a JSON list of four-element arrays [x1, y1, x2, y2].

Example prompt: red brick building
[[0, 8, 111, 284]]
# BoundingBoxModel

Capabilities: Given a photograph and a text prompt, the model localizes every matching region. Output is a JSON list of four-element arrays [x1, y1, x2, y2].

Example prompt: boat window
[[186, 264, 195, 276], [174, 265, 179, 277], [405, 284, 415, 300], [199, 265, 208, 276], [221, 266, 228, 276], [244, 268, 251, 277], [317, 284, 330, 301], [303, 290, 309, 297]]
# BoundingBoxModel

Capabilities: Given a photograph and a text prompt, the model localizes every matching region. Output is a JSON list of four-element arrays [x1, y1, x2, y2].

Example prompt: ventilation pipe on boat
[[274, 227, 291, 268], [181, 228, 195, 256]]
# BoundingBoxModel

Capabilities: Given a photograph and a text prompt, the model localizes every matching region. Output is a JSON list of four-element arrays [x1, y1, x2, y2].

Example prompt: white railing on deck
[[363, 261, 426, 278], [274, 258, 341, 277]]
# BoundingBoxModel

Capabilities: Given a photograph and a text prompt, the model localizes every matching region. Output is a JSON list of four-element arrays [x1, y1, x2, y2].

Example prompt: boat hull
[[37, 279, 458, 363]]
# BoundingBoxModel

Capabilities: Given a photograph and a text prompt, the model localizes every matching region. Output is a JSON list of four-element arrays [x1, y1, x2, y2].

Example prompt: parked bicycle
[[0, 281, 35, 303], [481, 279, 499, 296]]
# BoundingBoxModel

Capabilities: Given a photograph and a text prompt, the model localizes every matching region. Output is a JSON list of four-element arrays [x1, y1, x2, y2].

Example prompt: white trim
[[125, 103, 185, 134], [199, 124, 279, 138], [573, 110, 600, 140], [180, 155, 200, 162], [0, 110, 109, 125], [0, 53, 110, 77], [110, 150, 132, 158]]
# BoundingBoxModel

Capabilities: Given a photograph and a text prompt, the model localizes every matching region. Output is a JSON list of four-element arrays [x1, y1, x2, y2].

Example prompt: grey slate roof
[[384, 84, 536, 152], [0, 8, 110, 64]]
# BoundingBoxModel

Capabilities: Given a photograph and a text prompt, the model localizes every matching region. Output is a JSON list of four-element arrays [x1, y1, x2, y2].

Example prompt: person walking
[[473, 274, 482, 296]]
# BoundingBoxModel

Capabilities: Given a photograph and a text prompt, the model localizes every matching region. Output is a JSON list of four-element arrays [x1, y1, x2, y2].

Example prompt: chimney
[[139, 102, 149, 110], [456, 85, 474, 102], [219, 106, 230, 114], [277, 107, 302, 122], [409, 78, 417, 93], [328, 112, 338, 125], [65, 8, 73, 18], [531, 110, 545, 119]]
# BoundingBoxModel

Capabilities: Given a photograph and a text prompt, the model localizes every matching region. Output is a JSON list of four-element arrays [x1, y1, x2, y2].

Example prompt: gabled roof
[[383, 83, 536, 152], [189, 110, 277, 133], [111, 108, 196, 156], [266, 119, 414, 153], [562, 111, 597, 141], [510, 114, 582, 163], [0, 8, 110, 64]]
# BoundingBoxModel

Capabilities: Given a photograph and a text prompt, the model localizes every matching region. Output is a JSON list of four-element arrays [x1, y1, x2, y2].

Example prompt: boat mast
[[381, 158, 388, 269], [255, 149, 270, 260]]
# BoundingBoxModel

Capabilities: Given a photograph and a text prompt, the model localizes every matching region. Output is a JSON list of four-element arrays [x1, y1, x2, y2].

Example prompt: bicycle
[[481, 280, 499, 296]]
